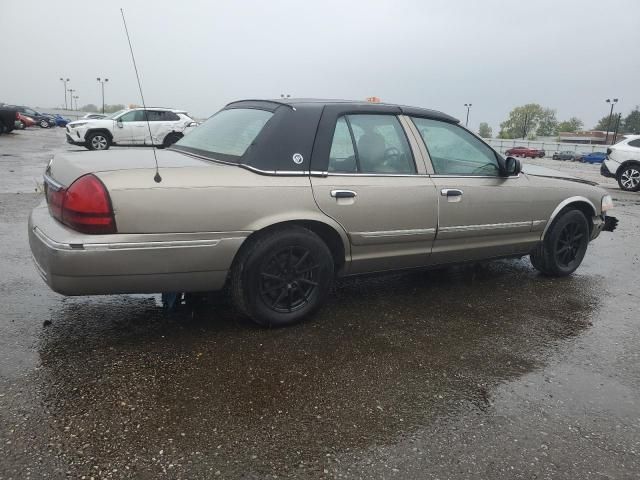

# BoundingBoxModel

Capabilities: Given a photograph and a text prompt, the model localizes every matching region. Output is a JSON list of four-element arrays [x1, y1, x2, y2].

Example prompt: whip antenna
[[120, 8, 162, 183]]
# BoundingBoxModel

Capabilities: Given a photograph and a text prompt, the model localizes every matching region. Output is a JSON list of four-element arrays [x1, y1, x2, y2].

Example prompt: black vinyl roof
[[174, 98, 461, 174], [225, 98, 460, 124]]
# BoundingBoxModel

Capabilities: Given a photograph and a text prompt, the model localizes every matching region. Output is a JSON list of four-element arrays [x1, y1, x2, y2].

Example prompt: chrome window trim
[[43, 173, 64, 191], [431, 173, 521, 179], [542, 196, 597, 237]]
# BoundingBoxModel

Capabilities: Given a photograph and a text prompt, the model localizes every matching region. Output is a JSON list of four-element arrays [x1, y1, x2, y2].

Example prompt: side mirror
[[503, 156, 522, 176], [116, 119, 123, 128]]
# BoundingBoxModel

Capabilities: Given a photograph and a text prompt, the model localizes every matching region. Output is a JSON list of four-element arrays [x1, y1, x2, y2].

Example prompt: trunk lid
[[47, 149, 212, 187]]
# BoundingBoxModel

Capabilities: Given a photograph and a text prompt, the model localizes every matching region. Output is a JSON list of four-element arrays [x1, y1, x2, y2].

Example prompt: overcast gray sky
[[2, 0, 638, 131]]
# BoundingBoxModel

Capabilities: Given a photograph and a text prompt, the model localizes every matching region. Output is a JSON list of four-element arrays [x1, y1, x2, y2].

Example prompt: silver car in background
[[30, 99, 617, 326]]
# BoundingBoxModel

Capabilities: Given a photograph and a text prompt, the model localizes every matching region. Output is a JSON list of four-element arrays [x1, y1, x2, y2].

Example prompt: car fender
[[243, 211, 352, 262], [542, 196, 597, 238]]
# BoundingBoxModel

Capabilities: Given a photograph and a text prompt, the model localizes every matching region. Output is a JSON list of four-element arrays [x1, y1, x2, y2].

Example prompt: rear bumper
[[29, 202, 248, 295]]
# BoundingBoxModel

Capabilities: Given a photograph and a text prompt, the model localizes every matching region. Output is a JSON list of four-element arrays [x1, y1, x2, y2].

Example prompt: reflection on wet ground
[[22, 261, 597, 477], [1, 130, 639, 479]]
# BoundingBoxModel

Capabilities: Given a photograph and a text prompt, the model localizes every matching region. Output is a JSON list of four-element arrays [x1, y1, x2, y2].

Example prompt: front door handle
[[441, 188, 463, 197], [330, 190, 357, 199]]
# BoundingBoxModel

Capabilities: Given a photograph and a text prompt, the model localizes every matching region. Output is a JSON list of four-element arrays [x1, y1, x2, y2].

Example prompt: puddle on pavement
[[26, 258, 600, 476]]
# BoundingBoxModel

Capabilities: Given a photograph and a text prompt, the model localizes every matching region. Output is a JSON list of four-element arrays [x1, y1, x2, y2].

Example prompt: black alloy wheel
[[230, 226, 334, 327], [553, 220, 587, 270], [530, 209, 589, 277], [259, 246, 319, 313]]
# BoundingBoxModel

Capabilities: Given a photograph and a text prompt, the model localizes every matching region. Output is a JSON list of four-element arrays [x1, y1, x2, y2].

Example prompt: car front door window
[[411, 118, 500, 176], [328, 115, 416, 174]]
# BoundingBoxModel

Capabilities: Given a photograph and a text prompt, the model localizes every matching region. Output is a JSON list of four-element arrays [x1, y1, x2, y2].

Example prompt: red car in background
[[505, 146, 546, 158], [16, 112, 36, 129]]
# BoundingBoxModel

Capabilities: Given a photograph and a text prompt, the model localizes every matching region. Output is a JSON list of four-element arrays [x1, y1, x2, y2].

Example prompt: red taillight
[[46, 174, 116, 234]]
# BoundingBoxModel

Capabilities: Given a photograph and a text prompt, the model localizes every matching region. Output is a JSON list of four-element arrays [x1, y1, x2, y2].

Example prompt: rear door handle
[[330, 190, 357, 199], [441, 188, 463, 197]]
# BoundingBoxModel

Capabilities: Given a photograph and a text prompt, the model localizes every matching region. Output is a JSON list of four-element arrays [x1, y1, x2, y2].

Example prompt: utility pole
[[464, 103, 472, 127], [59, 77, 70, 109], [612, 113, 622, 144], [604, 98, 618, 144], [68, 89, 76, 110], [97, 77, 109, 113]]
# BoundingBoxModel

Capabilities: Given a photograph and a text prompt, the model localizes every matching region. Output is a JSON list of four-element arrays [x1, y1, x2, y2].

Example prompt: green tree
[[623, 106, 640, 134], [478, 122, 492, 138], [536, 108, 558, 136], [594, 114, 624, 133], [498, 104, 557, 139], [557, 117, 584, 133]]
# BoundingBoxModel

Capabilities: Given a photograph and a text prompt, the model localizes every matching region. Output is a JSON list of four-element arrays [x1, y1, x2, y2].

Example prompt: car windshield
[[172, 108, 273, 162], [104, 110, 126, 120]]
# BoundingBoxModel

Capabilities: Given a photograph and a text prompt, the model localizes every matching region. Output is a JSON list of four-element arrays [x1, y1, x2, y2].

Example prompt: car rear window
[[173, 108, 273, 161]]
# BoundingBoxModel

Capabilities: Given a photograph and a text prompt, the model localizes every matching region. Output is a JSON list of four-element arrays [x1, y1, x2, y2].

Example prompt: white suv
[[65, 108, 197, 151], [601, 135, 640, 191]]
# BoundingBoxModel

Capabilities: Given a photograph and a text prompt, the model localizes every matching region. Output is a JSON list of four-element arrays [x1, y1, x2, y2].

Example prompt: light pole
[[59, 77, 70, 109], [68, 89, 76, 110], [97, 77, 109, 114], [73, 95, 79, 111], [280, 94, 291, 99], [464, 103, 472, 127], [604, 98, 618, 144]]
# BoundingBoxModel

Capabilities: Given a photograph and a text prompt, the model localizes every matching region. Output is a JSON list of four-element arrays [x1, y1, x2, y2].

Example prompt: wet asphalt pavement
[[1, 128, 639, 479]]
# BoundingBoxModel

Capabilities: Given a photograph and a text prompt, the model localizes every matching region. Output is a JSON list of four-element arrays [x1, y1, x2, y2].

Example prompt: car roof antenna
[[120, 8, 161, 183]]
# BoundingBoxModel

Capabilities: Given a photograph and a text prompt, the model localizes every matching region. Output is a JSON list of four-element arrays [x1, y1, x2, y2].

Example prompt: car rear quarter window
[[328, 114, 415, 174], [174, 108, 273, 160], [412, 118, 500, 176], [628, 139, 640, 148]]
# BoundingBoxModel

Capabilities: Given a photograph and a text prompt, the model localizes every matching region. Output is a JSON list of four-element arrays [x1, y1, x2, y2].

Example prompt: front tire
[[530, 209, 590, 277], [85, 132, 111, 151], [230, 226, 334, 327], [617, 164, 640, 192], [161, 132, 182, 149]]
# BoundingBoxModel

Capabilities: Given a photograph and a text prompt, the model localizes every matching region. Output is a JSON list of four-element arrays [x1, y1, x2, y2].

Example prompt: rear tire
[[530, 209, 590, 277], [85, 132, 111, 151], [230, 226, 334, 327], [617, 164, 640, 192]]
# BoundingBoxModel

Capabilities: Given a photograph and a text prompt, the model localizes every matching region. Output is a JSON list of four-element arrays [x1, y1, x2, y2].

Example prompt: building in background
[[559, 130, 625, 145]]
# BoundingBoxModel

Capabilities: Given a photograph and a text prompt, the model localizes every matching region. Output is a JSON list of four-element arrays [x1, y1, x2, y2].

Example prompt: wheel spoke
[[261, 272, 283, 282], [294, 250, 310, 270], [297, 277, 318, 287], [271, 288, 287, 308]]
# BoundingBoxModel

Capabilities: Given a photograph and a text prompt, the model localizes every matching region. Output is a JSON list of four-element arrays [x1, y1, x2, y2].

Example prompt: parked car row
[[505, 146, 545, 158], [551, 150, 607, 163]]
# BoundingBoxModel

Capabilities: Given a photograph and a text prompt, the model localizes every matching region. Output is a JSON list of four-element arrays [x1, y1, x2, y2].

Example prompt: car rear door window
[[411, 118, 500, 176], [174, 108, 273, 160], [328, 114, 415, 174]]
